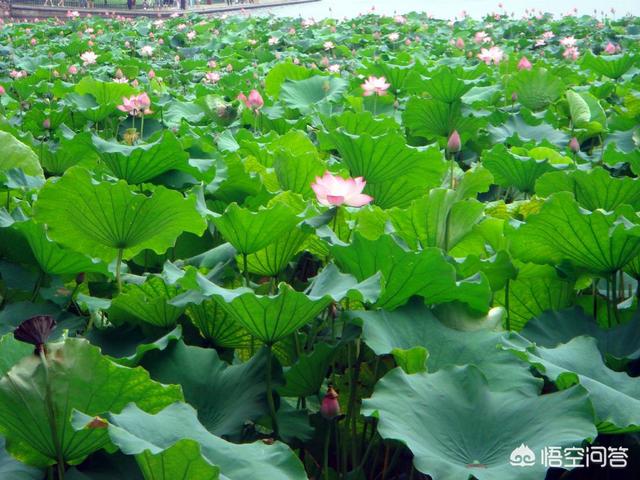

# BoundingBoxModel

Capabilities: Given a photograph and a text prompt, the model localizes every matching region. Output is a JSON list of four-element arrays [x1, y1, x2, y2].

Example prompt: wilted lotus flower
[[477, 46, 504, 65], [361, 76, 390, 96], [320, 385, 340, 419], [237, 89, 264, 111], [117, 93, 152, 117], [80, 50, 97, 66], [14, 315, 56, 354], [123, 128, 140, 145], [447, 130, 461, 153], [311, 172, 373, 207], [517, 56, 532, 70], [569, 137, 580, 153]]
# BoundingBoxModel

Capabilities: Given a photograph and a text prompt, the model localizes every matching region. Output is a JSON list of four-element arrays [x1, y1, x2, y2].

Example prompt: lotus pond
[[1, 8, 640, 480]]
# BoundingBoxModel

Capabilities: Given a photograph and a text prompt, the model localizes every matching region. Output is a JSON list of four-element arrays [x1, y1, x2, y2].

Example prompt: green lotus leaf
[[506, 335, 640, 433], [423, 67, 472, 103], [74, 77, 136, 107], [278, 343, 336, 397], [0, 338, 183, 468], [535, 167, 640, 210], [186, 299, 252, 349], [40, 129, 98, 175], [272, 131, 325, 197], [72, 402, 306, 480], [362, 365, 596, 480], [389, 188, 485, 251], [211, 203, 300, 255], [319, 111, 399, 146], [0, 333, 33, 376], [141, 340, 270, 437], [244, 226, 309, 276], [331, 233, 491, 311], [508, 68, 565, 111], [86, 325, 182, 367], [581, 51, 636, 80], [352, 302, 540, 393], [520, 307, 640, 364], [264, 61, 312, 98], [135, 439, 219, 480], [0, 131, 44, 179], [0, 437, 43, 480], [482, 144, 557, 194], [329, 130, 447, 185], [2, 210, 109, 276], [34, 167, 206, 262], [508, 192, 640, 274], [495, 262, 575, 330], [403, 98, 482, 140], [280, 75, 348, 114], [110, 276, 184, 328], [488, 114, 570, 147], [92, 131, 189, 185]]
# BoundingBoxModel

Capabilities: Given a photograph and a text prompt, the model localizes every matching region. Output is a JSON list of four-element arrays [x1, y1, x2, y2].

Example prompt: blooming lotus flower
[[187, 31, 196, 41], [388, 32, 400, 42], [68, 65, 78, 75], [323, 41, 334, 50], [474, 31, 491, 44], [361, 76, 390, 96], [604, 42, 618, 54], [477, 46, 504, 65], [66, 10, 79, 18], [321, 385, 340, 419], [80, 51, 97, 66], [203, 72, 221, 84], [563, 46, 579, 61], [394, 15, 407, 24], [517, 56, 532, 70], [140, 45, 153, 57], [311, 172, 373, 207], [447, 130, 461, 152], [328, 64, 340, 73], [560, 36, 576, 47], [542, 31, 555, 40], [117, 93, 152, 117], [238, 89, 264, 111], [268, 36, 278, 46]]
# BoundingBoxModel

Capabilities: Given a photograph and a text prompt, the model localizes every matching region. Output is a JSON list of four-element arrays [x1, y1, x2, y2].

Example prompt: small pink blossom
[[0, 85, 5, 95], [203, 72, 221, 84], [117, 93, 152, 117], [80, 51, 97, 66], [311, 172, 373, 208], [148, 69, 156, 79], [542, 31, 555, 40], [560, 36, 576, 47], [455, 37, 465, 49], [268, 36, 278, 46], [320, 386, 340, 419], [563, 46, 579, 61], [68, 65, 78, 75], [394, 14, 407, 24], [388, 32, 400, 42], [361, 76, 390, 96], [66, 10, 79, 18], [604, 42, 618, 54], [328, 64, 340, 73], [140, 45, 153, 57], [474, 31, 491, 44], [237, 89, 264, 111], [517, 56, 532, 70], [186, 31, 196, 41]]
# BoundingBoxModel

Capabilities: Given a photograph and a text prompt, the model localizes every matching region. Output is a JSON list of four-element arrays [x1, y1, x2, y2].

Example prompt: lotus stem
[[265, 344, 279, 438], [115, 248, 124, 293], [323, 422, 331, 480], [242, 253, 249, 286], [39, 349, 65, 480], [505, 279, 511, 331], [140, 114, 145, 141]]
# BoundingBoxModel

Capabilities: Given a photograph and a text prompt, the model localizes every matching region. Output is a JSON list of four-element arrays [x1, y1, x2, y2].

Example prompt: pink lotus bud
[[0, 85, 5, 95], [511, 92, 518, 102], [148, 69, 156, 79], [68, 65, 78, 75], [42, 118, 51, 129], [30, 38, 37, 46], [455, 37, 465, 49], [447, 130, 461, 152], [247, 89, 264, 110], [517, 56, 532, 70], [321, 386, 340, 419], [569, 137, 580, 153]]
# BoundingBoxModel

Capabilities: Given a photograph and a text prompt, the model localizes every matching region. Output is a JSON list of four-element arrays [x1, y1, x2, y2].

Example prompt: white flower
[[80, 51, 97, 66], [140, 45, 153, 57], [323, 41, 334, 50], [388, 32, 400, 41], [187, 31, 196, 41]]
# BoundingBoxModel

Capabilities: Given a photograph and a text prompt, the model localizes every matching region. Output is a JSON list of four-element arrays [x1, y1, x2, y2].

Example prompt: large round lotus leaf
[[351, 302, 540, 393], [535, 167, 640, 211], [508, 192, 640, 274], [0, 131, 44, 179], [72, 402, 307, 480], [362, 365, 596, 480], [482, 144, 557, 194], [34, 167, 207, 262], [0, 338, 182, 467], [508, 68, 565, 111], [582, 51, 636, 80], [505, 335, 640, 433]]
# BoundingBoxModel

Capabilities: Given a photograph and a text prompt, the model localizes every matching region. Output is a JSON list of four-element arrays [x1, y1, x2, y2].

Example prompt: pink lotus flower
[[148, 69, 156, 79], [203, 72, 221, 84], [66, 10, 79, 18], [563, 46, 579, 61], [0, 86, 5, 95], [187, 31, 196, 41], [447, 130, 461, 152], [117, 93, 152, 117], [238, 89, 264, 111], [394, 15, 407, 24], [80, 51, 97, 66], [542, 31, 555, 40], [517, 56, 532, 70], [328, 64, 340, 73], [477, 46, 504, 65], [311, 172, 373, 207], [140, 45, 153, 57], [361, 76, 390, 96], [455, 37, 465, 49], [320, 385, 340, 419], [474, 31, 491, 44], [68, 65, 78, 75], [323, 41, 334, 50], [388, 32, 400, 42], [604, 42, 618, 54], [560, 36, 576, 48], [268, 36, 278, 46]]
